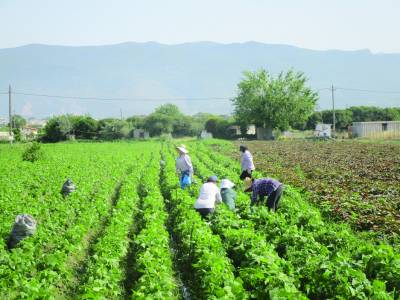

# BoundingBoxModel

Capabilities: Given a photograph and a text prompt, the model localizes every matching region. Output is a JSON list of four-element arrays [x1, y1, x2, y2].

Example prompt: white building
[[227, 125, 256, 136], [351, 121, 400, 138], [133, 129, 149, 139], [0, 132, 13, 141], [200, 130, 213, 139], [314, 124, 332, 138]]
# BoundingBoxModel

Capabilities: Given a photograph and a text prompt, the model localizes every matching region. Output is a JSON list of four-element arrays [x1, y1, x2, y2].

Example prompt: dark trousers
[[240, 170, 252, 180], [267, 185, 283, 211], [196, 208, 215, 218]]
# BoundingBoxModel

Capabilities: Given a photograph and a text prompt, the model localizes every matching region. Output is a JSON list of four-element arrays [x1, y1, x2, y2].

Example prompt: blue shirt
[[251, 178, 282, 205]]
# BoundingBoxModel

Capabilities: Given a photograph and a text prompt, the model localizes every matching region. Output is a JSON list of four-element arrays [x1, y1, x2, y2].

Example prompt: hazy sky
[[1, 0, 399, 53]]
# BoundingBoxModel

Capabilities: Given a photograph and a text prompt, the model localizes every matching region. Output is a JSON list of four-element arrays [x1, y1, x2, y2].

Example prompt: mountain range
[[0, 42, 399, 118]]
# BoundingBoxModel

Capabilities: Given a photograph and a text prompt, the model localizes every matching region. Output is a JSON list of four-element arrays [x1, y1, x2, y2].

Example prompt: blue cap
[[208, 175, 218, 182]]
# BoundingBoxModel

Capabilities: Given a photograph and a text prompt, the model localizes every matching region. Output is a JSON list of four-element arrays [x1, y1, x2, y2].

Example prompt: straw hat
[[220, 179, 235, 189], [176, 145, 188, 154], [243, 177, 253, 191]]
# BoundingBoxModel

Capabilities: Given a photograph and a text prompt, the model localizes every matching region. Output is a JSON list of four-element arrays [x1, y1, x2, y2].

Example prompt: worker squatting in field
[[175, 144, 284, 218]]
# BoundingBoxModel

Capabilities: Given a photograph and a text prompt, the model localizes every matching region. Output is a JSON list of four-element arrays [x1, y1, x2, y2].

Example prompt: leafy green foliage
[[98, 118, 130, 140], [22, 142, 43, 162], [232, 69, 318, 131], [10, 114, 27, 129], [189, 139, 397, 298]]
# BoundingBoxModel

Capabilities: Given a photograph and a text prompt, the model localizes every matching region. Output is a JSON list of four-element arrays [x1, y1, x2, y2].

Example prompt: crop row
[[160, 146, 248, 299], [0, 143, 146, 298], [190, 141, 398, 299], [77, 151, 150, 299], [129, 149, 178, 299], [187, 148, 306, 299]]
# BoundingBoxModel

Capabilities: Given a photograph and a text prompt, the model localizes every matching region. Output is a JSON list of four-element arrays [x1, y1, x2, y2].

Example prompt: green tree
[[143, 104, 183, 136], [305, 111, 323, 130], [10, 115, 27, 129], [205, 118, 221, 136], [41, 115, 73, 142], [321, 109, 353, 130], [126, 115, 146, 129], [232, 69, 318, 139], [205, 116, 236, 139], [98, 118, 129, 140], [73, 116, 98, 139]]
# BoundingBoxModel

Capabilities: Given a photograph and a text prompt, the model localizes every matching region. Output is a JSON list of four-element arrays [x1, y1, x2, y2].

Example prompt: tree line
[[39, 105, 241, 142], [302, 106, 400, 131], [7, 68, 400, 142]]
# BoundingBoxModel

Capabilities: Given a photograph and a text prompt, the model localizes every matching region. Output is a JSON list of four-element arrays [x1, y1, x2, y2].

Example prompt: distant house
[[227, 125, 256, 136], [21, 127, 39, 138], [314, 124, 332, 138], [0, 132, 13, 141], [200, 130, 213, 139], [27, 119, 47, 127], [133, 129, 149, 139], [0, 117, 7, 126], [351, 121, 400, 138]]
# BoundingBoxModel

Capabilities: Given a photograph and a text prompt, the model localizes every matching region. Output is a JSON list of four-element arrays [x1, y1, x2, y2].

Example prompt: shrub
[[22, 142, 43, 162]]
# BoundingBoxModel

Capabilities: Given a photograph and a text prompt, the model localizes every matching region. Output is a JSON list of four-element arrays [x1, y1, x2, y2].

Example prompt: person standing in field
[[175, 145, 193, 190], [243, 177, 283, 212], [220, 179, 237, 210], [194, 175, 222, 218], [239, 145, 255, 180]]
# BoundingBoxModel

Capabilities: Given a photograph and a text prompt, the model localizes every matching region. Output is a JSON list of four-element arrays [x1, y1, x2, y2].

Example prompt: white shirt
[[194, 182, 222, 209], [241, 150, 255, 172], [176, 154, 193, 175]]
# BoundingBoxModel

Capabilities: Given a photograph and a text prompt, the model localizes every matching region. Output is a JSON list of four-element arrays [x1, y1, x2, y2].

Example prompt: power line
[[2, 86, 398, 105], [335, 87, 400, 95], [12, 91, 232, 102]]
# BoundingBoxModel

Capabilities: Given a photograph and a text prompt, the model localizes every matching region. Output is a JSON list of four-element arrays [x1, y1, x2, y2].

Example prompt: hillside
[[1, 42, 399, 118]]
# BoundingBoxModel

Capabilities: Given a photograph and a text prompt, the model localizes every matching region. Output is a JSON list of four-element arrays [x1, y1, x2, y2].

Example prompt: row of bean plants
[[186, 149, 306, 299], [160, 146, 248, 299], [78, 150, 150, 299], [190, 141, 397, 299], [0, 143, 140, 298], [129, 149, 179, 299]]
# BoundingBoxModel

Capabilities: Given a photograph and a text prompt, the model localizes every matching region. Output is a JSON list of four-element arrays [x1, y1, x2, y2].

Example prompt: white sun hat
[[176, 146, 189, 154], [220, 179, 235, 189]]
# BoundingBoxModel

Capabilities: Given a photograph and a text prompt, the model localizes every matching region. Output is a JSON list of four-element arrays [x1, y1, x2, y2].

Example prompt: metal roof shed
[[351, 121, 400, 138]]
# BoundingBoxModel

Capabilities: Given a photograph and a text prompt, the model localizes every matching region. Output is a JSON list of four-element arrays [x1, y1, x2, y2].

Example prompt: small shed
[[351, 121, 400, 138], [133, 129, 149, 139], [314, 124, 332, 138], [200, 130, 213, 139], [0, 132, 13, 141], [227, 125, 256, 136]]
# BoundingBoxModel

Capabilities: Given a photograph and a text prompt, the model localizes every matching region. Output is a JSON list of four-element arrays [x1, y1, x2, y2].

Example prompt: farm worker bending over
[[175, 145, 193, 190], [220, 179, 237, 210], [243, 177, 283, 212], [239, 145, 255, 180], [194, 175, 222, 218]]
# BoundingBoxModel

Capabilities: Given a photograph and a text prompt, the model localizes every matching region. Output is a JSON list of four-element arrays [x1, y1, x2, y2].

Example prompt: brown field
[[225, 140, 400, 240]]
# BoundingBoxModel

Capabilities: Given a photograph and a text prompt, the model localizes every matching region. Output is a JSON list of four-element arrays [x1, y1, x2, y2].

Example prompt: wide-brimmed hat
[[243, 177, 253, 191], [220, 179, 235, 189], [176, 146, 188, 154]]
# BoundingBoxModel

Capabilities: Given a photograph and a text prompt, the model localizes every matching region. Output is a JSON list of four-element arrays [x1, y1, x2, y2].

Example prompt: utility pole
[[331, 84, 336, 138], [8, 85, 12, 144], [120, 108, 123, 120]]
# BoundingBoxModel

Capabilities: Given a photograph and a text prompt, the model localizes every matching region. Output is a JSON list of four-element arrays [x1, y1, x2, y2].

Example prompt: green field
[[0, 141, 399, 299]]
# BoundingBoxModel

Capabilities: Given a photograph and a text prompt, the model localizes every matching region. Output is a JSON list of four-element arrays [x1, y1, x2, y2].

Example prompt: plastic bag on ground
[[61, 178, 76, 196], [8, 214, 37, 249]]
